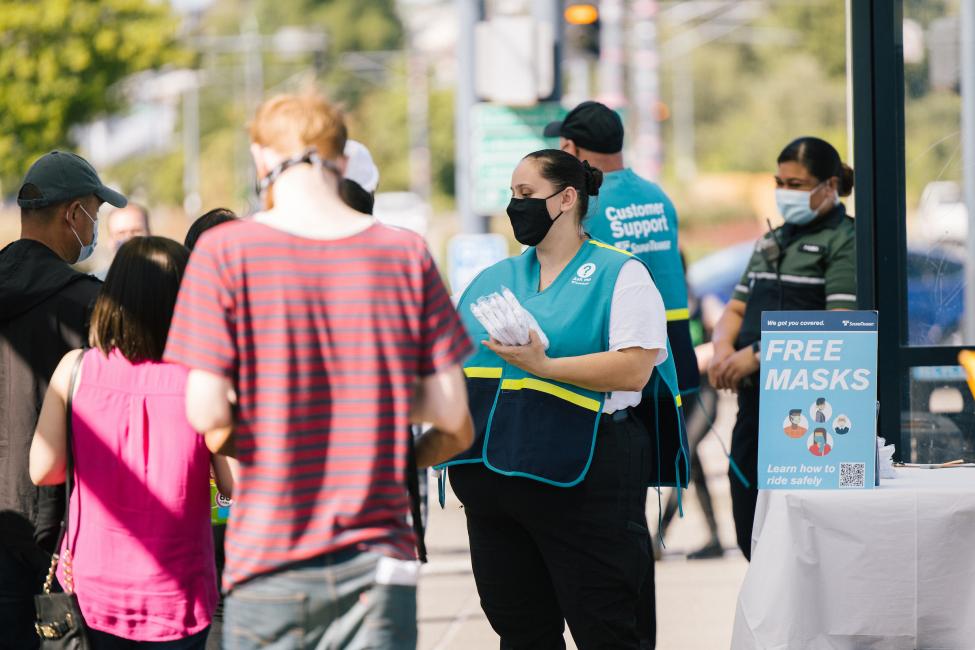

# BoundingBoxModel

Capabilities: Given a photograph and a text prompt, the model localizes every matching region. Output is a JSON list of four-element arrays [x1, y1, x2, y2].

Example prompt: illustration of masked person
[[834, 416, 850, 435], [784, 409, 807, 438], [810, 428, 831, 457], [814, 397, 827, 423]]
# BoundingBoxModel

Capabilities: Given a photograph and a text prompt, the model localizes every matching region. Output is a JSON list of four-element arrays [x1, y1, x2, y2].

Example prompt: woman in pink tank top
[[30, 236, 234, 648]]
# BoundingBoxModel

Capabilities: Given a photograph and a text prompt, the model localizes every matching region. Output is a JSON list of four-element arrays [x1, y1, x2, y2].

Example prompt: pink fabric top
[[58, 348, 216, 641]]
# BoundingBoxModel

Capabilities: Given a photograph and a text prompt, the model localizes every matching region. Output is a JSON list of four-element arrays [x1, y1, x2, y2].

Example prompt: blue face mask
[[775, 183, 838, 225], [70, 204, 99, 263]]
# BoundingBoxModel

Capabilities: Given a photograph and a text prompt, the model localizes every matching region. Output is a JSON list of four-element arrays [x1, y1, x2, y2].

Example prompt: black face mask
[[506, 189, 564, 246]]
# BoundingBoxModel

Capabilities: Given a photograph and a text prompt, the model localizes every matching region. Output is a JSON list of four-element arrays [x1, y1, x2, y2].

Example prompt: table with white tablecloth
[[732, 468, 975, 650]]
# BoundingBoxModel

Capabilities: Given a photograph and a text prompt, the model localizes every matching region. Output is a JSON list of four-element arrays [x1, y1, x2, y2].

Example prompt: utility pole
[[182, 78, 202, 216], [630, 0, 661, 180], [405, 34, 432, 201], [598, 0, 626, 107], [532, 0, 561, 102], [455, 0, 482, 233], [672, 53, 696, 181]]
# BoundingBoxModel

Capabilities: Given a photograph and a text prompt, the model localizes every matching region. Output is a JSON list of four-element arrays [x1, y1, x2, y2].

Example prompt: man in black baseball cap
[[546, 102, 696, 650], [0, 150, 126, 648], [543, 100, 625, 154]]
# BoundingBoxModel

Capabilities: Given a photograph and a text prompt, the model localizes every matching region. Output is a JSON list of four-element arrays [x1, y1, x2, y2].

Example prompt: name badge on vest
[[800, 243, 823, 254]]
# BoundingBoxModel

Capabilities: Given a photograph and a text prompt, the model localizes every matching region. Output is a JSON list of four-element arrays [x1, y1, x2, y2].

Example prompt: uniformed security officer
[[545, 101, 697, 648], [709, 136, 856, 559], [441, 149, 685, 649]]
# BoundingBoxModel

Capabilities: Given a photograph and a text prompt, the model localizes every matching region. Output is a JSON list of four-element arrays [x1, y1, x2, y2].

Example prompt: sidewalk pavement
[[418, 394, 749, 650]]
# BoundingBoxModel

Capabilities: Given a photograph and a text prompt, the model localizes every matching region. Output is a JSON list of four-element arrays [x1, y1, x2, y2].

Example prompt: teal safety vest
[[438, 238, 688, 491], [586, 169, 701, 395]]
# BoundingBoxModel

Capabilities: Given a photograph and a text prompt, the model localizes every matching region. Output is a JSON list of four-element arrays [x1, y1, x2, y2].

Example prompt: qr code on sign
[[839, 462, 865, 488]]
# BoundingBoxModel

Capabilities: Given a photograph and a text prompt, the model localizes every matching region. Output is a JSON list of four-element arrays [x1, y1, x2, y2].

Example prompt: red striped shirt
[[164, 220, 471, 590]]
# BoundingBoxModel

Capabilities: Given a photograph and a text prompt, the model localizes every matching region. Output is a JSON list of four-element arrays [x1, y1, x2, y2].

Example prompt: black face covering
[[506, 189, 564, 247]]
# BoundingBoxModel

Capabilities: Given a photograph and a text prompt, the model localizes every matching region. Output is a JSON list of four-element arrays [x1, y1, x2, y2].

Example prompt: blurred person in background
[[183, 207, 238, 650], [0, 150, 125, 648], [30, 236, 234, 649], [185, 208, 236, 252], [96, 204, 151, 280], [655, 252, 723, 561], [339, 139, 381, 214], [708, 136, 856, 560], [163, 93, 474, 650]]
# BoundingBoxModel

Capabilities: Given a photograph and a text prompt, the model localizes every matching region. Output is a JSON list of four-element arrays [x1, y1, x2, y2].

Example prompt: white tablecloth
[[731, 469, 975, 650]]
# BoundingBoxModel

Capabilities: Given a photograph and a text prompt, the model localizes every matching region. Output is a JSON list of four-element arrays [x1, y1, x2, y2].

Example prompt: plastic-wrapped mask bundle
[[470, 286, 550, 349]]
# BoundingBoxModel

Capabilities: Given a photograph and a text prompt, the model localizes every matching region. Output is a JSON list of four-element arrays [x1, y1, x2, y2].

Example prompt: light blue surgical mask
[[70, 204, 99, 263], [775, 188, 818, 225], [775, 183, 838, 225]]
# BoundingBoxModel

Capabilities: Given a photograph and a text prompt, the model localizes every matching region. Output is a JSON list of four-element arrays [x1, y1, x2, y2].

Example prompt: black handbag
[[34, 351, 91, 649]]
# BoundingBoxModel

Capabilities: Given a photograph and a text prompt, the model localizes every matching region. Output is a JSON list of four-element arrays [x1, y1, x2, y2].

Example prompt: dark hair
[[184, 208, 237, 250], [777, 137, 854, 197], [523, 149, 603, 221], [90, 236, 189, 362], [339, 179, 375, 215]]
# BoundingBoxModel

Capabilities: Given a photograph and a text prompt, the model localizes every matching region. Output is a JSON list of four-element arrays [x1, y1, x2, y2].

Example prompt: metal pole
[[962, 0, 975, 343], [406, 43, 432, 201], [531, 0, 560, 102], [455, 0, 481, 233], [182, 80, 202, 216], [845, 0, 855, 168], [672, 52, 696, 182], [598, 0, 626, 107], [630, 0, 661, 179]]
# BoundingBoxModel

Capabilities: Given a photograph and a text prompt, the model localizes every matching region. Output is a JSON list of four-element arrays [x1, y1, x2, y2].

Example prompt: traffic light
[[564, 3, 600, 59]]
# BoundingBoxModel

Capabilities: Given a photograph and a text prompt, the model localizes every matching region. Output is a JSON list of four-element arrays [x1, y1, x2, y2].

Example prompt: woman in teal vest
[[442, 149, 685, 649]]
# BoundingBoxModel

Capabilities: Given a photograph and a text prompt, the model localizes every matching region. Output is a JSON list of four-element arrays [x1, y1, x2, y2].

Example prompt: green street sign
[[470, 102, 566, 215]]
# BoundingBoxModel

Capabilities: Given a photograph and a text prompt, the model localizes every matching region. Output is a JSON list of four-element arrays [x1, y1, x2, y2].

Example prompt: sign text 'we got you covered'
[[758, 311, 878, 490]]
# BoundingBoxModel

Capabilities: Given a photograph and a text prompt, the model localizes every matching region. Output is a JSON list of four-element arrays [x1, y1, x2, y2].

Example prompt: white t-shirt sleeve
[[608, 259, 668, 366]]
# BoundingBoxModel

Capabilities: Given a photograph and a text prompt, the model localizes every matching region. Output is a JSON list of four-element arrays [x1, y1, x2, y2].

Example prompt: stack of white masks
[[470, 287, 550, 350], [877, 437, 897, 479]]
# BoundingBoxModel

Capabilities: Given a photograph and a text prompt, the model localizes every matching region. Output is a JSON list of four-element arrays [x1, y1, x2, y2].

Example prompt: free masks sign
[[758, 311, 878, 490]]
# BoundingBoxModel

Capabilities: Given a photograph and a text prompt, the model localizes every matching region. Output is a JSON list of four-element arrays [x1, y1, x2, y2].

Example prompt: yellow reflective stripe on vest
[[464, 367, 503, 379], [587, 239, 634, 257], [500, 377, 602, 412], [666, 308, 690, 322], [675, 394, 682, 407]]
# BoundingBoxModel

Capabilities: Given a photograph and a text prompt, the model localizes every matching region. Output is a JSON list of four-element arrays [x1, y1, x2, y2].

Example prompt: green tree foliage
[[0, 0, 185, 192]]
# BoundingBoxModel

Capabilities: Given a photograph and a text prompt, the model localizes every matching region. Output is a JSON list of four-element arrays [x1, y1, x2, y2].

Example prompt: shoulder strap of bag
[[42, 350, 85, 595], [406, 424, 427, 563], [62, 349, 84, 555]]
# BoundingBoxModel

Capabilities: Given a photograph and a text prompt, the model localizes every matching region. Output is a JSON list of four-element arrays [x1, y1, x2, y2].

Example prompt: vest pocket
[[484, 385, 601, 485]]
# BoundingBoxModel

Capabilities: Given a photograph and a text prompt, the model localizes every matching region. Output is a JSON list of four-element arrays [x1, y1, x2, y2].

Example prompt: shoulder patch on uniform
[[800, 244, 823, 254], [587, 239, 634, 257]]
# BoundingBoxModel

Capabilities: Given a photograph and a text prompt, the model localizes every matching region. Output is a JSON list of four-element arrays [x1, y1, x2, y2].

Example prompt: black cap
[[543, 101, 624, 154], [17, 151, 127, 209]]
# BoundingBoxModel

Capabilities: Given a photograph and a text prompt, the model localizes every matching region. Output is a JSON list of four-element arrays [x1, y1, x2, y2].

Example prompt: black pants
[[0, 540, 50, 650], [205, 524, 226, 650], [450, 414, 651, 650], [729, 376, 760, 560]]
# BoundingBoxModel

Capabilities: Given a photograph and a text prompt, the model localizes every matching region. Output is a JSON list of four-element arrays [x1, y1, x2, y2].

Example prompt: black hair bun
[[838, 163, 854, 197], [582, 161, 603, 196]]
